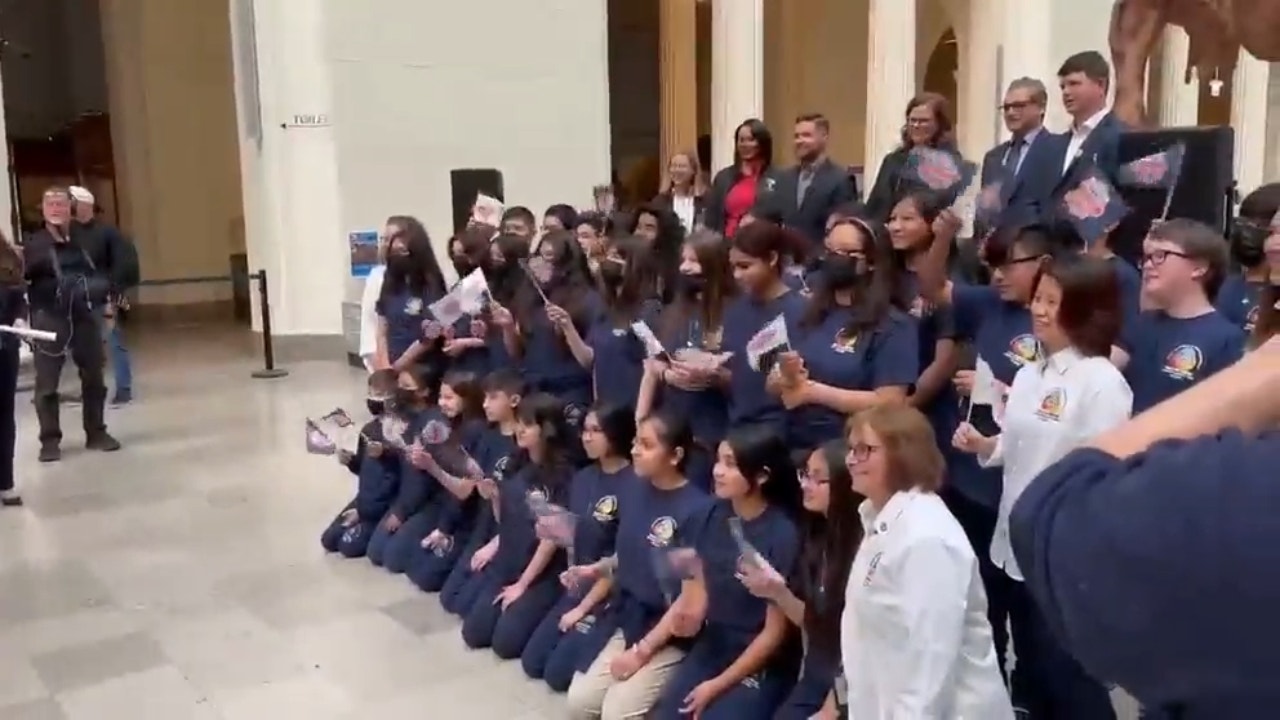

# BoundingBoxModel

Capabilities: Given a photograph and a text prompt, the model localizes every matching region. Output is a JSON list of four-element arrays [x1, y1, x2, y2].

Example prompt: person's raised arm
[[918, 211, 961, 306]]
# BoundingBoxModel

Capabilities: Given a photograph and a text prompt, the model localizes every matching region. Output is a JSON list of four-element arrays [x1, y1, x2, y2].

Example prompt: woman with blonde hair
[[0, 232, 25, 506], [653, 150, 707, 233], [841, 404, 1013, 719]]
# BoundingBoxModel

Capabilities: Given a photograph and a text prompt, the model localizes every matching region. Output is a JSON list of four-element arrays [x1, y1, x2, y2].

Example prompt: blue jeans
[[95, 308, 132, 395]]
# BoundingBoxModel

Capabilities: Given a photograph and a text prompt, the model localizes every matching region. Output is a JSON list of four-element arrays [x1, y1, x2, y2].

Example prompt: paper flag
[[630, 320, 667, 359], [380, 415, 410, 450], [746, 314, 790, 373], [420, 419, 451, 446], [472, 193, 504, 227], [305, 419, 336, 456]]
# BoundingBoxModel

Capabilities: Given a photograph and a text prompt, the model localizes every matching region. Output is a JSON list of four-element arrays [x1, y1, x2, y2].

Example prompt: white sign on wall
[[282, 113, 331, 128]]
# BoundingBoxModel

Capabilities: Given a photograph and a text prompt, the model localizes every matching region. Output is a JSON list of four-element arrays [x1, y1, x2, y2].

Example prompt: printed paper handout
[[746, 314, 791, 373]]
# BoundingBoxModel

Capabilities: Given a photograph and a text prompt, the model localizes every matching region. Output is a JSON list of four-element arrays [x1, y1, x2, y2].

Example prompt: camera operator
[[23, 186, 122, 462]]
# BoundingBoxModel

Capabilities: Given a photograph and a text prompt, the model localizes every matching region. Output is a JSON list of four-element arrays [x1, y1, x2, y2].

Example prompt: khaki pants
[[565, 630, 685, 720]]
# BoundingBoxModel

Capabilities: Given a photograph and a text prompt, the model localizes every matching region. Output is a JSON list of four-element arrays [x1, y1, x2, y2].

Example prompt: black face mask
[[822, 254, 865, 289], [1233, 221, 1268, 267], [366, 399, 386, 416], [677, 273, 706, 298], [387, 253, 413, 274], [599, 260, 625, 288], [452, 258, 474, 277]]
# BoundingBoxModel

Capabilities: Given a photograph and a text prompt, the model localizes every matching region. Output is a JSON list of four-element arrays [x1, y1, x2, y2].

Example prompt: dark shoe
[[1, 493, 23, 507], [110, 390, 132, 407], [38, 443, 62, 462], [86, 432, 122, 452]]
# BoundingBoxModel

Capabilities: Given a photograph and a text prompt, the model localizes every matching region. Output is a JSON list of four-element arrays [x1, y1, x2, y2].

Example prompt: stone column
[[1232, 51, 1271, 194], [710, 0, 764, 172], [1156, 27, 1199, 127], [1266, 62, 1280, 183], [660, 0, 699, 165], [863, 0, 916, 190], [0, 62, 14, 240], [959, 0, 1002, 158]]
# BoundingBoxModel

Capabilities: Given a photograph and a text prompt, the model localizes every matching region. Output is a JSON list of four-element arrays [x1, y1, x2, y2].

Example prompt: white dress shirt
[[1061, 107, 1111, 175], [358, 264, 386, 370], [981, 348, 1133, 580], [671, 194, 696, 233], [842, 490, 1014, 720]]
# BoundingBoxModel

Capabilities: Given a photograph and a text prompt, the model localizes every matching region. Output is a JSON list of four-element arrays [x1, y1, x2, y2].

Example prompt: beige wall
[[764, 0, 869, 166], [99, 0, 243, 307]]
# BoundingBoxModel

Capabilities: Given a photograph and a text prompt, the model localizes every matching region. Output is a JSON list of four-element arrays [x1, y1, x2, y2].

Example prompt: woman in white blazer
[[954, 255, 1131, 719], [842, 404, 1014, 720]]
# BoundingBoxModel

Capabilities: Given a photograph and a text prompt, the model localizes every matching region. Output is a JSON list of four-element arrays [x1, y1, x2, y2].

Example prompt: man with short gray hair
[[978, 77, 1068, 231]]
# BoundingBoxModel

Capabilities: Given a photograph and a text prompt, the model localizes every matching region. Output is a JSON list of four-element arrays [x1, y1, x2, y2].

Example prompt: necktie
[[1004, 137, 1025, 174]]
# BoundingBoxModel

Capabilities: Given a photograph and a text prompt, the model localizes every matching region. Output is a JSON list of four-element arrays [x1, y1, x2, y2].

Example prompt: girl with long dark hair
[[460, 393, 581, 659], [521, 402, 636, 692], [650, 424, 802, 719], [738, 440, 860, 719], [375, 215, 449, 371], [637, 231, 737, 489], [555, 236, 661, 408], [629, 204, 685, 302], [491, 231, 602, 411], [770, 217, 916, 451], [443, 227, 497, 376]]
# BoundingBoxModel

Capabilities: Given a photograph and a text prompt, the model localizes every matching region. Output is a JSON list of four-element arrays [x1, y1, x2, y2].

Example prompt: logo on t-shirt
[[493, 455, 510, 483], [863, 551, 884, 586], [831, 329, 859, 354], [1004, 334, 1042, 366], [592, 495, 618, 522], [908, 296, 935, 318], [648, 516, 677, 547], [1245, 305, 1259, 333], [1162, 344, 1203, 381], [1035, 387, 1066, 421], [404, 297, 423, 316]]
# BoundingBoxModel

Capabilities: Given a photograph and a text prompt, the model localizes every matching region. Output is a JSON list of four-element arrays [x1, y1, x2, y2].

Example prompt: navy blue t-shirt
[[688, 501, 800, 647], [521, 293, 604, 405], [788, 307, 918, 449], [1120, 311, 1244, 413], [491, 461, 572, 583], [899, 271, 960, 440], [721, 290, 808, 430], [589, 301, 662, 409], [1214, 274, 1267, 334], [611, 479, 712, 644], [466, 429, 518, 546], [1107, 255, 1143, 332], [377, 287, 442, 364], [659, 316, 731, 447], [950, 283, 1039, 509], [567, 464, 629, 565]]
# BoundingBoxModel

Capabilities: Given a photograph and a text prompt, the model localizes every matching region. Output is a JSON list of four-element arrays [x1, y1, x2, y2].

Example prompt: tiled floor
[[0, 326, 1140, 720]]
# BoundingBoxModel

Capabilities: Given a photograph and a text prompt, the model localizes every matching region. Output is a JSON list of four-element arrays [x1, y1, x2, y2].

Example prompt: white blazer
[[842, 489, 1014, 720], [358, 264, 386, 370]]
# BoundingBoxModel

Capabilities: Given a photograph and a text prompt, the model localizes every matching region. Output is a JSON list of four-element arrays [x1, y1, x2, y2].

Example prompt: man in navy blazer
[[1053, 51, 1128, 193], [980, 77, 1066, 230]]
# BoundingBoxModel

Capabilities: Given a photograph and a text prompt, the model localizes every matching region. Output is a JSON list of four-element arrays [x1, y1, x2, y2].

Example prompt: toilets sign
[[281, 113, 331, 128]]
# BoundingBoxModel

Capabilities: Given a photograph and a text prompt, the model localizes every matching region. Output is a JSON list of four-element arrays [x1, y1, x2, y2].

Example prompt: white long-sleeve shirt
[[358, 264, 386, 369], [842, 489, 1014, 720], [981, 347, 1133, 581]]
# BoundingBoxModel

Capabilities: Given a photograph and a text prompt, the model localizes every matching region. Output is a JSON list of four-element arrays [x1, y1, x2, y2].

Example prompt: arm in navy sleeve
[[390, 465, 431, 520], [435, 493, 470, 535], [346, 434, 367, 475], [949, 283, 1000, 339], [1009, 430, 1280, 705]]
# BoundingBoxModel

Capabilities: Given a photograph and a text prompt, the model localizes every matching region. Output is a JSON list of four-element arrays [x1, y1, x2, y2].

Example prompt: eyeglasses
[[998, 101, 1036, 112], [846, 443, 882, 463], [1141, 249, 1191, 267], [995, 255, 1042, 270], [797, 472, 829, 487], [906, 118, 934, 127]]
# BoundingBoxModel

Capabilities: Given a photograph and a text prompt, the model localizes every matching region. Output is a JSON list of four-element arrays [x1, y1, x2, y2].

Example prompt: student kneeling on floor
[[320, 370, 400, 558], [460, 393, 578, 659]]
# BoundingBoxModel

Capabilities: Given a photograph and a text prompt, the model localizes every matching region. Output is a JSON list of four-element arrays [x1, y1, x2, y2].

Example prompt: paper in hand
[[728, 516, 765, 571], [317, 408, 359, 454], [630, 320, 668, 360], [528, 496, 578, 549], [379, 414, 410, 450], [651, 546, 702, 606], [746, 314, 790, 374], [305, 419, 336, 456]]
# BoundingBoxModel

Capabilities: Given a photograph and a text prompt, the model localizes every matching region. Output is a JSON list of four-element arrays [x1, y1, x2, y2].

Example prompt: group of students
[[318, 169, 1280, 718]]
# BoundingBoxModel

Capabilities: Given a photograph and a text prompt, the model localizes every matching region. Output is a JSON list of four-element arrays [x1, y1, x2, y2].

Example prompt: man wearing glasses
[[978, 77, 1068, 232]]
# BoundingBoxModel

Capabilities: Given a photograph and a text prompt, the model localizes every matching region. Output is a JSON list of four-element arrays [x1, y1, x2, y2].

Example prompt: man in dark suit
[[980, 77, 1067, 231], [1054, 50, 1127, 191], [775, 113, 858, 248]]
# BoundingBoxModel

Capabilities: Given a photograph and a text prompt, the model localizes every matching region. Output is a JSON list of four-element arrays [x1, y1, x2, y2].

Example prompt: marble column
[[710, 0, 764, 172], [959, 0, 1002, 158], [863, 0, 916, 190], [1157, 27, 1199, 127], [659, 0, 699, 165], [0, 62, 14, 240], [999, 0, 1055, 130], [1265, 62, 1280, 183], [1232, 52, 1271, 194]]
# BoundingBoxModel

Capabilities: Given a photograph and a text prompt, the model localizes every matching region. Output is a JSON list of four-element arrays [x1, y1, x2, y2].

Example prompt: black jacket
[[703, 165, 784, 234], [22, 224, 117, 313]]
